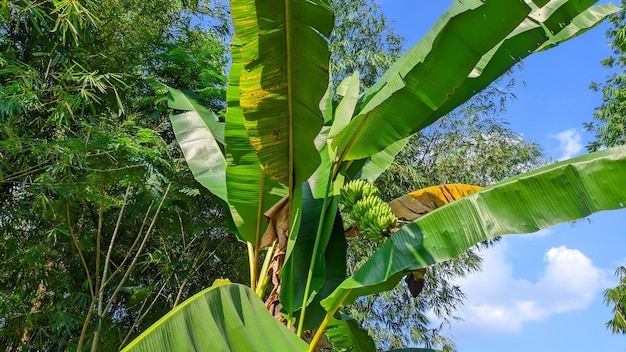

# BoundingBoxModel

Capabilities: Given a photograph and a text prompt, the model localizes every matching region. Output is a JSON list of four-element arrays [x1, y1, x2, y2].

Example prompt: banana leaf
[[122, 281, 308, 352], [322, 146, 626, 311], [230, 0, 333, 188], [225, 46, 287, 245], [309, 72, 361, 199], [297, 210, 347, 331], [332, 0, 617, 161], [324, 314, 376, 352], [168, 88, 227, 202], [280, 182, 343, 316]]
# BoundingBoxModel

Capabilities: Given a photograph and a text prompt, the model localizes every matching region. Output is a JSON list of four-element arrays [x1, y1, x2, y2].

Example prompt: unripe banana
[[340, 179, 380, 211], [352, 195, 397, 241]]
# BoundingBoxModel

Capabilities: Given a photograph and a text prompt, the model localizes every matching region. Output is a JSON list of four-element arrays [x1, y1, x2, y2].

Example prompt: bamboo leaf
[[231, 0, 333, 188], [322, 146, 626, 311], [168, 88, 227, 201], [122, 281, 309, 351]]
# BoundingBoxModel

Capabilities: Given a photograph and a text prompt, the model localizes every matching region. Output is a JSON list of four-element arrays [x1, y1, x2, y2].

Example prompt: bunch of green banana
[[340, 180, 397, 241], [339, 179, 380, 211], [351, 195, 397, 241]]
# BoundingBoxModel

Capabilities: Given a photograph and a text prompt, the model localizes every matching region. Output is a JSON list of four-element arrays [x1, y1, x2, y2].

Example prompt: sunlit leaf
[[322, 146, 626, 311], [168, 88, 227, 201], [225, 46, 286, 245], [122, 282, 308, 351], [333, 0, 617, 161], [231, 0, 333, 187]]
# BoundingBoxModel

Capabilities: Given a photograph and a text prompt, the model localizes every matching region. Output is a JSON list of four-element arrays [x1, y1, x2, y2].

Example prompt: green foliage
[[329, 0, 404, 88], [587, 0, 626, 151], [604, 266, 626, 334], [149, 1, 617, 351], [3, 0, 614, 351], [0, 0, 241, 350]]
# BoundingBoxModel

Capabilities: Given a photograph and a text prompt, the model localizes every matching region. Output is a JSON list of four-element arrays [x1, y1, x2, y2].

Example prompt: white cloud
[[448, 242, 607, 334], [550, 128, 583, 161]]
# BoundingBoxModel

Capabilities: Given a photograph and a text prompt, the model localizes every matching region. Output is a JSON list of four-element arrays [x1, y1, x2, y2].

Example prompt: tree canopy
[[0, 1, 242, 350]]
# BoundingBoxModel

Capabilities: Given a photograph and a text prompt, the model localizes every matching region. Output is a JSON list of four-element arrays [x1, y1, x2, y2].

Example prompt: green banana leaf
[[359, 137, 411, 182], [230, 0, 333, 188], [310, 72, 360, 199], [122, 281, 308, 352], [322, 146, 626, 311], [332, 0, 617, 161], [324, 314, 376, 352], [168, 88, 227, 202], [297, 209, 347, 331], [423, 2, 618, 133], [280, 182, 343, 316], [224, 45, 287, 246]]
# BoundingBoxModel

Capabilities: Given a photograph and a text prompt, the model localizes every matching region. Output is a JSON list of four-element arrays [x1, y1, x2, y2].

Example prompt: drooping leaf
[[122, 281, 309, 351], [322, 146, 626, 311], [168, 88, 227, 201], [359, 136, 411, 182], [423, 2, 619, 132], [324, 314, 376, 352], [332, 0, 617, 161], [329, 72, 361, 140], [230, 0, 333, 188], [389, 184, 483, 297], [389, 184, 484, 222], [225, 46, 286, 245]]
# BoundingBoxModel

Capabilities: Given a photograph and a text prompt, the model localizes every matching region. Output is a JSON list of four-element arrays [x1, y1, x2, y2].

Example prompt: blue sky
[[379, 1, 626, 351]]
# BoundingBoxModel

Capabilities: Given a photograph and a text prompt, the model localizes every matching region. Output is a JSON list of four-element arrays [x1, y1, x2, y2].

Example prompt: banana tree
[[124, 0, 626, 351]]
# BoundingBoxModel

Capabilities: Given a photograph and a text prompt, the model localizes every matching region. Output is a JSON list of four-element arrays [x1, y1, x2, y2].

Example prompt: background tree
[[585, 1, 626, 334], [0, 1, 242, 350], [604, 266, 626, 334], [328, 0, 404, 88], [586, 0, 626, 150]]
